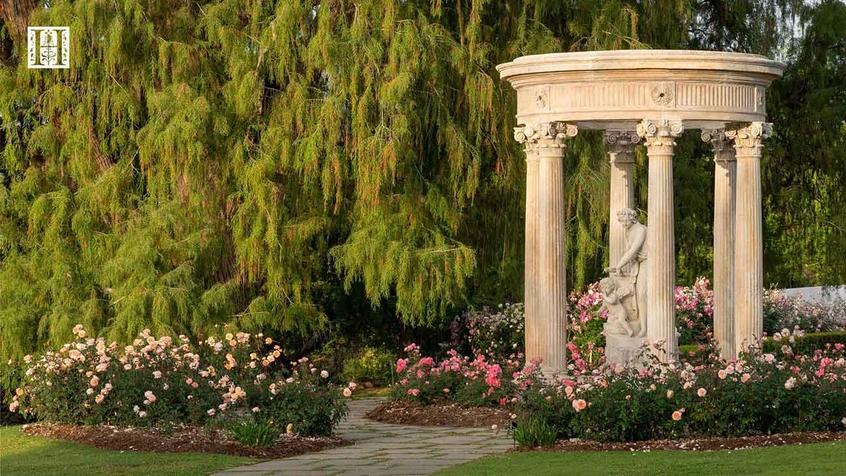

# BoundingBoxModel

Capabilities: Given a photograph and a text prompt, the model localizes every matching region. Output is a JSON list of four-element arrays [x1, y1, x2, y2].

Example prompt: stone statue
[[597, 277, 635, 336], [603, 208, 647, 337]]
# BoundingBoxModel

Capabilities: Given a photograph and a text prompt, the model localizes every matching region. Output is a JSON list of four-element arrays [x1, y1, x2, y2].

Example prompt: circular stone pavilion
[[496, 50, 786, 372]]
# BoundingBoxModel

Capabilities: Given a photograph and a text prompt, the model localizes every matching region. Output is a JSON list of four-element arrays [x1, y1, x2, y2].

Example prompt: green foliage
[[512, 416, 557, 448], [763, 331, 846, 355], [225, 420, 279, 448], [339, 346, 396, 387], [10, 327, 350, 436], [1, 0, 845, 362], [518, 342, 846, 442]]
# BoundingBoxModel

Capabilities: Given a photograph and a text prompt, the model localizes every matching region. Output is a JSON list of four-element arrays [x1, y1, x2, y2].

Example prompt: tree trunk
[[0, 0, 36, 42]]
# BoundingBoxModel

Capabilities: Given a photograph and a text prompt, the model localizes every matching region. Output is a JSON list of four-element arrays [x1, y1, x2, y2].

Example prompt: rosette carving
[[651, 83, 674, 106], [514, 121, 578, 155]]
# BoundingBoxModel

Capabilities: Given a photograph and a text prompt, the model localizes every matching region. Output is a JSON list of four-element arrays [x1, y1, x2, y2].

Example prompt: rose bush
[[390, 343, 538, 406], [8, 326, 352, 436], [519, 340, 846, 443], [388, 340, 846, 445], [450, 303, 525, 361], [763, 288, 846, 335]]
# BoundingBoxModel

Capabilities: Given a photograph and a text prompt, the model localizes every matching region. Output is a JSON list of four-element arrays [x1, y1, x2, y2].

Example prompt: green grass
[[0, 426, 256, 475], [352, 386, 391, 399], [438, 441, 846, 475]]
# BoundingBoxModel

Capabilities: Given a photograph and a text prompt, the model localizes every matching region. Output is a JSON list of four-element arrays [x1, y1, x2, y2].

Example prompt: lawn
[[0, 425, 256, 476], [438, 441, 846, 475]]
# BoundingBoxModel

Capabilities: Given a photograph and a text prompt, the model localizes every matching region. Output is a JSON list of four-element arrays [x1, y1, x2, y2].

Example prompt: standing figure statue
[[604, 208, 648, 337]]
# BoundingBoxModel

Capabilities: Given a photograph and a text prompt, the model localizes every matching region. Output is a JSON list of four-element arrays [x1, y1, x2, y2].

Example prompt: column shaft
[[702, 130, 737, 359], [638, 119, 684, 362], [729, 123, 770, 353], [715, 158, 738, 358], [537, 152, 567, 371], [605, 131, 639, 266], [524, 156, 540, 365], [514, 122, 577, 375]]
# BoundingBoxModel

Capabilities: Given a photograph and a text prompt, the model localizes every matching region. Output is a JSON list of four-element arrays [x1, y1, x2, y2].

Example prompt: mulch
[[20, 422, 350, 458], [366, 400, 513, 428], [539, 431, 846, 452]]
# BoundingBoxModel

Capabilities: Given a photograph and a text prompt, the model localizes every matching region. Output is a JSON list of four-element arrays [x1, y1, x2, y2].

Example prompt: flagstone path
[[214, 398, 513, 476]]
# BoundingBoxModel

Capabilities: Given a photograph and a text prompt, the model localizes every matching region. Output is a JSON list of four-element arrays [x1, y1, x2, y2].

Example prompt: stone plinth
[[605, 330, 647, 367]]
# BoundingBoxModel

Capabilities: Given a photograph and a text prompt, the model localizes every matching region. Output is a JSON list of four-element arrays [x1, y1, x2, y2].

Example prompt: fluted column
[[702, 129, 737, 359], [727, 122, 771, 354], [637, 119, 684, 362], [515, 121, 578, 375], [604, 130, 640, 266]]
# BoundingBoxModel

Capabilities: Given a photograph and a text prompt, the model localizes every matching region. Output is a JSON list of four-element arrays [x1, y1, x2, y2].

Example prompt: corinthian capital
[[514, 121, 578, 155], [604, 130, 640, 164], [701, 129, 736, 163], [636, 119, 684, 149], [725, 122, 772, 157]]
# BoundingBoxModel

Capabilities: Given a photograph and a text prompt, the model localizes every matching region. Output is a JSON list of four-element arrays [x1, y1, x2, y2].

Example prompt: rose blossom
[[672, 410, 683, 421], [343, 388, 353, 398], [697, 388, 707, 397], [320, 370, 329, 378], [572, 399, 587, 412]]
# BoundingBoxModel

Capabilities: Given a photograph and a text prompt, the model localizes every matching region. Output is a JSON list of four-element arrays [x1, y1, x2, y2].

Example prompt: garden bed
[[366, 400, 512, 427], [20, 422, 350, 458], [535, 431, 846, 452]]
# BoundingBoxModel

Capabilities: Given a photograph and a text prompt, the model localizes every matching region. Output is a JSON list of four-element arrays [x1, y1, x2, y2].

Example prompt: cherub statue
[[597, 277, 635, 337], [604, 207, 648, 337]]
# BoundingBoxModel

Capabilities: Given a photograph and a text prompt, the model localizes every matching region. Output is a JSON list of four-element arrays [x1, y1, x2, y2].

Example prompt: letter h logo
[[27, 27, 70, 69]]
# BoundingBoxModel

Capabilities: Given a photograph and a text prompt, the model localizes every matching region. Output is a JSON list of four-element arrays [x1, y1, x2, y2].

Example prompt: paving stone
[[213, 397, 511, 476]]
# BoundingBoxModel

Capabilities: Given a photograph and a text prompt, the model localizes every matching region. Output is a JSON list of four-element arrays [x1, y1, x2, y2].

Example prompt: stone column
[[702, 129, 737, 359], [604, 130, 640, 266], [514, 121, 578, 375], [727, 122, 771, 354], [637, 119, 684, 362]]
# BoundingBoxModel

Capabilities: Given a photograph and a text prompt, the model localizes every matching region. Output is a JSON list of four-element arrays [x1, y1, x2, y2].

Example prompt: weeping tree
[[1, 0, 843, 360]]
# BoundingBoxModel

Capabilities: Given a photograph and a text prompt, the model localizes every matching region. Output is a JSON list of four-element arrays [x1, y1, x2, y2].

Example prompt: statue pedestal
[[605, 329, 647, 367]]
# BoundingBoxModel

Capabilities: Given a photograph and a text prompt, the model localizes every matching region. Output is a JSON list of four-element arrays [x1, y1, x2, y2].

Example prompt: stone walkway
[[215, 398, 513, 476]]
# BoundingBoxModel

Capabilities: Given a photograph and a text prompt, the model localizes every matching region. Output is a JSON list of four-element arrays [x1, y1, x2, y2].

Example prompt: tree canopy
[[1, 0, 844, 359]]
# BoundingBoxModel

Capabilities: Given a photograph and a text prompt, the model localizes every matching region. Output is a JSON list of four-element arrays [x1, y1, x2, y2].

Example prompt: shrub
[[390, 344, 536, 407], [225, 420, 279, 447], [340, 346, 396, 387], [8, 326, 352, 436], [517, 340, 846, 442], [387, 340, 846, 442], [512, 416, 557, 448], [763, 289, 846, 334], [451, 303, 525, 361], [763, 331, 846, 356]]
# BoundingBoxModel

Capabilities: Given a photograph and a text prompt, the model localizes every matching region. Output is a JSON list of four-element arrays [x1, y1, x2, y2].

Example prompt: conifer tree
[[1, 0, 843, 360]]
